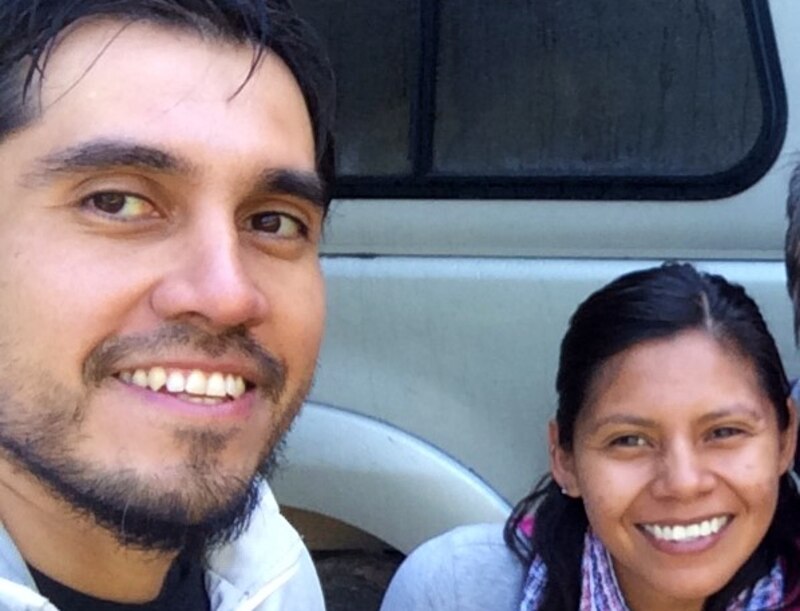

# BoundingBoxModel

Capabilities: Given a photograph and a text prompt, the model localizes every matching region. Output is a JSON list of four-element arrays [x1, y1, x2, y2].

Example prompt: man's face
[[0, 19, 324, 548]]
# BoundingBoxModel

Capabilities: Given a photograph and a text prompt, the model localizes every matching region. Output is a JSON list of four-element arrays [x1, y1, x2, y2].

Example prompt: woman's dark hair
[[0, 0, 335, 204], [504, 262, 800, 611]]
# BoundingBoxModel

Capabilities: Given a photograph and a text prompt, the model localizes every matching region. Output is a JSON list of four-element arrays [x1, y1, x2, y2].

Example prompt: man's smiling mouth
[[117, 367, 250, 403], [639, 515, 731, 543]]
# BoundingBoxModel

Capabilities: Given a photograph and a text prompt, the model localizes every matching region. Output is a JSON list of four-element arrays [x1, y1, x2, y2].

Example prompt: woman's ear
[[549, 420, 580, 498], [779, 397, 798, 475]]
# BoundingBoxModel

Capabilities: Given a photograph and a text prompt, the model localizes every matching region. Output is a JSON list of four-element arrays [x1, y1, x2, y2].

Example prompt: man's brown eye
[[252, 213, 282, 233], [250, 212, 305, 238], [91, 192, 127, 214], [82, 192, 156, 220]]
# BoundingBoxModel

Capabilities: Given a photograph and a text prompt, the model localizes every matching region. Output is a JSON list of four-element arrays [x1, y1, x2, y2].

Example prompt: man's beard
[[0, 323, 308, 556]]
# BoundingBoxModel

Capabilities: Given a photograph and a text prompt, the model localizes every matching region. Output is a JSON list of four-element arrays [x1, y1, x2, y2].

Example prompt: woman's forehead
[[576, 330, 771, 431]]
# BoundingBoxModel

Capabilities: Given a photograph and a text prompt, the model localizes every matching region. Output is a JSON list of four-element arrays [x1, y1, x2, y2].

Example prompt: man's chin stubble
[[0, 379, 304, 557]]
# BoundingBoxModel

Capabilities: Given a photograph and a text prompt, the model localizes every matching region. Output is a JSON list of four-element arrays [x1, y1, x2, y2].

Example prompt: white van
[[274, 0, 800, 565]]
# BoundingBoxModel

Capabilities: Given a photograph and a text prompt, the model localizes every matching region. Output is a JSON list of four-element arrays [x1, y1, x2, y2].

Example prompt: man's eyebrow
[[24, 141, 327, 209], [255, 169, 326, 210], [23, 140, 194, 185]]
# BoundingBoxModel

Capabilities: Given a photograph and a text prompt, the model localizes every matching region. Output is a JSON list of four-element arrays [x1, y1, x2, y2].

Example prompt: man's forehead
[[19, 20, 313, 154], [0, 14, 321, 211], [39, 18, 263, 103]]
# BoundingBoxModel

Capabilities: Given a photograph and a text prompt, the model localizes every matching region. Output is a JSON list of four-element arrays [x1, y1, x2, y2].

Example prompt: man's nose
[[150, 222, 269, 330], [650, 440, 715, 500]]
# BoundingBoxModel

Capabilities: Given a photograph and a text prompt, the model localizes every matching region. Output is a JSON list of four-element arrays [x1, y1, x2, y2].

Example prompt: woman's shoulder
[[398, 522, 526, 577], [380, 523, 527, 611]]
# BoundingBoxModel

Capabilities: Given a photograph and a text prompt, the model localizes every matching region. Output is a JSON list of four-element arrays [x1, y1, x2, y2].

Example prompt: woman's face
[[552, 330, 796, 611]]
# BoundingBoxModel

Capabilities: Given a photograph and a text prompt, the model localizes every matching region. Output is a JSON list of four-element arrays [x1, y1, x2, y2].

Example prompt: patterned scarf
[[519, 529, 785, 611]]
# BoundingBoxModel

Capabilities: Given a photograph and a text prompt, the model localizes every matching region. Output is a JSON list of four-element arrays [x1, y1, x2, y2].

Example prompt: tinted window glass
[[294, 0, 418, 177], [435, 0, 763, 176], [296, 0, 783, 198]]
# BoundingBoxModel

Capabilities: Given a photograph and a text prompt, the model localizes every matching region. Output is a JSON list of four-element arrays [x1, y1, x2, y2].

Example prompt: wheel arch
[[272, 402, 511, 553]]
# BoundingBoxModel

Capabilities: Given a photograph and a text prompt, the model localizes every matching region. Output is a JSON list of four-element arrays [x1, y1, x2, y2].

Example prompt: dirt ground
[[314, 550, 404, 611]]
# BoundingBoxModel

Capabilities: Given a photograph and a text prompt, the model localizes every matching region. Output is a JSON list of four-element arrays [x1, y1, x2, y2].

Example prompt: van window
[[295, 0, 785, 199]]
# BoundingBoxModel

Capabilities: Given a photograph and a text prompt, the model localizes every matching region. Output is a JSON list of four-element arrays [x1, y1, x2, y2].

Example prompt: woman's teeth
[[642, 516, 729, 542], [118, 367, 247, 400]]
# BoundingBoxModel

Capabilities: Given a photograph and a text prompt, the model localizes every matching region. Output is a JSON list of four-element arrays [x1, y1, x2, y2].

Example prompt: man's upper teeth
[[119, 367, 247, 398], [642, 516, 729, 542]]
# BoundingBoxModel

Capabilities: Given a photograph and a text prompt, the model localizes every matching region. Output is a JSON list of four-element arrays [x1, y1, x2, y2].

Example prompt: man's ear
[[779, 397, 798, 475], [548, 420, 580, 498]]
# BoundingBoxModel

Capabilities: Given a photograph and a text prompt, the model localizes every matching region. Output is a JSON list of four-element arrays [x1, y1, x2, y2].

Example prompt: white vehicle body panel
[[273, 0, 800, 552]]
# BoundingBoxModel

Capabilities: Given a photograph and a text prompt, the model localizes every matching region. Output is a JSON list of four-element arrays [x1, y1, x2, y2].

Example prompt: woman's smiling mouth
[[641, 515, 730, 542], [637, 515, 733, 553]]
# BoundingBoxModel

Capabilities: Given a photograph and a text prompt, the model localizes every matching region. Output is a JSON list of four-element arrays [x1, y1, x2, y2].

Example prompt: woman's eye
[[82, 192, 157, 220], [249, 212, 306, 238], [610, 434, 648, 448], [708, 426, 744, 441]]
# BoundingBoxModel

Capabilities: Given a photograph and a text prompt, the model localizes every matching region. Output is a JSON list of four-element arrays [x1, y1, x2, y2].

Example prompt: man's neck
[[0, 467, 177, 603]]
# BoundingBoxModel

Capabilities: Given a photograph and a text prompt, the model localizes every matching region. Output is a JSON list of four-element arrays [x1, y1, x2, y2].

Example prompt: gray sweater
[[380, 523, 526, 611]]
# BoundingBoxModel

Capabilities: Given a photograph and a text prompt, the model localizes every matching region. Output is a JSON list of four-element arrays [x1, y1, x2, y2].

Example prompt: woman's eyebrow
[[586, 405, 766, 435], [697, 406, 765, 424], [584, 414, 658, 434]]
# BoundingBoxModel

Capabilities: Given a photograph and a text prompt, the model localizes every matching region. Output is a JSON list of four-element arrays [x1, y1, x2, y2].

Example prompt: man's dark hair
[[505, 262, 800, 611], [0, 0, 336, 203], [786, 164, 800, 338]]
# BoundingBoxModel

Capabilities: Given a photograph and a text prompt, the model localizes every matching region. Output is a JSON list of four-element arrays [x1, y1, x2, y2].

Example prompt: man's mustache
[[82, 323, 286, 401]]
